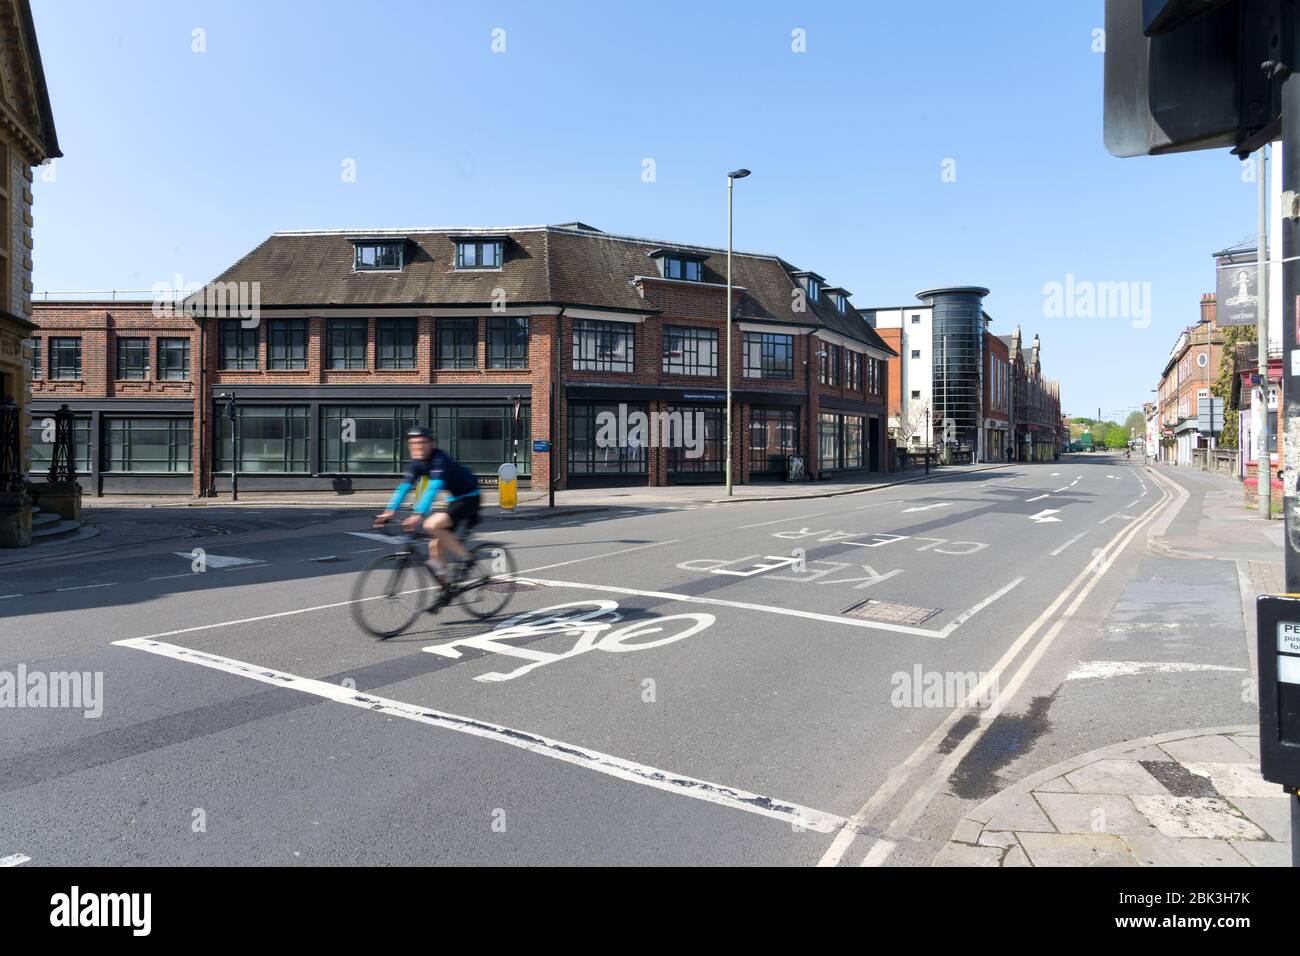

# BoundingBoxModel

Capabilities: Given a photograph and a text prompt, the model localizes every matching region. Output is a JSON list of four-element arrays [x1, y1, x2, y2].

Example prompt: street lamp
[[725, 168, 750, 497]]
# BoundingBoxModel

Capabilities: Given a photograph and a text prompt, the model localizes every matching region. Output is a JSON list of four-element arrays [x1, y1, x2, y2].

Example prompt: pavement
[[933, 460, 1291, 867], [0, 452, 1280, 865]]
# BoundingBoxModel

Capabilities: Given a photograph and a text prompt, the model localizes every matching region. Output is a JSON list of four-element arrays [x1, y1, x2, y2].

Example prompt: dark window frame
[[662, 325, 718, 377], [742, 332, 794, 380], [327, 319, 368, 370], [573, 319, 635, 373], [101, 416, 193, 473], [218, 320, 259, 370], [49, 336, 82, 380], [28, 336, 40, 380], [157, 337, 191, 381], [375, 318, 418, 370], [267, 319, 309, 371], [486, 316, 529, 369], [437, 318, 478, 369], [663, 256, 703, 282], [115, 337, 151, 380], [353, 242, 404, 271], [455, 240, 503, 270]]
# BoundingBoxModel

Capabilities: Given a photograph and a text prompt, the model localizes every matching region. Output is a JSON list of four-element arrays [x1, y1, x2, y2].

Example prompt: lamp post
[[725, 167, 750, 497], [219, 392, 238, 501]]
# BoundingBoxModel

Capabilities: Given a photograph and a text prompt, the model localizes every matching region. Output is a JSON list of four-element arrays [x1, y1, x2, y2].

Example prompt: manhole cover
[[842, 599, 941, 626]]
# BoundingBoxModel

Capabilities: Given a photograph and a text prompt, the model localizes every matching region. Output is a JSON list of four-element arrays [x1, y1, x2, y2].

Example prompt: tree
[[1124, 410, 1145, 435], [1211, 325, 1255, 450], [891, 399, 930, 448]]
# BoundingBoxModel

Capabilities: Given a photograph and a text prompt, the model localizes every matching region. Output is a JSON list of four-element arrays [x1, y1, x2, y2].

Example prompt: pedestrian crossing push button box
[[1257, 595, 1300, 790]]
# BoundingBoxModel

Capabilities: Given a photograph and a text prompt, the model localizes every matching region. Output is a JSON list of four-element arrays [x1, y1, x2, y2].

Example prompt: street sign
[[1196, 395, 1224, 435], [532, 439, 550, 453]]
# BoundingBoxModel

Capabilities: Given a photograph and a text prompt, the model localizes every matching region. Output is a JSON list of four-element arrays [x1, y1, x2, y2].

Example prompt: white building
[[869, 303, 934, 447]]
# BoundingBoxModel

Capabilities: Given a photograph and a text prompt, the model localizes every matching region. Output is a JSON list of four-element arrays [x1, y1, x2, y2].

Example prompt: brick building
[[1154, 293, 1225, 466], [29, 223, 895, 495]]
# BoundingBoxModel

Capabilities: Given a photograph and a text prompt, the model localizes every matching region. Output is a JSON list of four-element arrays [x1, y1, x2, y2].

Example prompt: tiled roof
[[205, 224, 895, 354]]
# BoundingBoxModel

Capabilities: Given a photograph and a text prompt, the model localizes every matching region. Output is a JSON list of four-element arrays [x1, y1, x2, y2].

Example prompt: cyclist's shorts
[[443, 495, 481, 533]]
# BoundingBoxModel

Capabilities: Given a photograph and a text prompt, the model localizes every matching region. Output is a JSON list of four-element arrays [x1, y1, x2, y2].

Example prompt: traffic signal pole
[[1284, 59, 1300, 866]]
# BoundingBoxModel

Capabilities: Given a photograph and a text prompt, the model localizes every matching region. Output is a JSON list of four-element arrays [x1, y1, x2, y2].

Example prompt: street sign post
[[1196, 395, 1224, 435]]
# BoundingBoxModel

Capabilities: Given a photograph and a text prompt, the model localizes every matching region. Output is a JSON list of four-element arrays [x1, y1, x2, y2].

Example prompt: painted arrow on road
[[902, 502, 952, 513], [1028, 509, 1062, 523]]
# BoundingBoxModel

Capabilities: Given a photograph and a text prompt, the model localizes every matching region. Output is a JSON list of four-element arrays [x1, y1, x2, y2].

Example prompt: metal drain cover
[[842, 599, 941, 626]]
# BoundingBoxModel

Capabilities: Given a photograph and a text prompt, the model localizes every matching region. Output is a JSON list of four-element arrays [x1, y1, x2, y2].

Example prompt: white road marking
[[171, 552, 263, 569], [0, 853, 30, 867], [1049, 531, 1088, 556], [1025, 494, 1049, 502], [346, 531, 398, 543], [1050, 472, 1060, 477], [55, 582, 117, 592], [516, 539, 679, 575], [1028, 509, 1061, 523], [112, 638, 849, 835], [350, 547, 384, 553], [1099, 513, 1137, 524], [737, 511, 827, 529], [902, 502, 951, 513], [147, 573, 194, 581], [818, 475, 1173, 868], [1065, 660, 1245, 680], [514, 575, 1023, 640], [0, 594, 23, 600]]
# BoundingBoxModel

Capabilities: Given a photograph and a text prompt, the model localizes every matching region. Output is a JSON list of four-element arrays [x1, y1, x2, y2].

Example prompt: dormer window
[[353, 242, 404, 271], [664, 255, 703, 282], [649, 248, 706, 282], [807, 278, 820, 302], [455, 239, 504, 269], [835, 293, 848, 314]]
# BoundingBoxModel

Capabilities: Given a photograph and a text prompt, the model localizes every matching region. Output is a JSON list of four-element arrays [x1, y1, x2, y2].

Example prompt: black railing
[[46, 403, 77, 483], [0, 398, 21, 492]]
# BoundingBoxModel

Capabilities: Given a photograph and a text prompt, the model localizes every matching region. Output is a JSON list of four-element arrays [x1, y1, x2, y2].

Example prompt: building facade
[[868, 289, 1061, 463], [0, 0, 59, 548], [1154, 294, 1224, 466], [29, 224, 896, 495]]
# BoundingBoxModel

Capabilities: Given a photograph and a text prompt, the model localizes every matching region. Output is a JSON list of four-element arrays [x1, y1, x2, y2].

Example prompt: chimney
[[1201, 292, 1216, 326]]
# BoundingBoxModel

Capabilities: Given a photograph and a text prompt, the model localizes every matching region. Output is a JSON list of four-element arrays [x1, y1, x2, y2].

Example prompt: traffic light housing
[[1104, 0, 1289, 157]]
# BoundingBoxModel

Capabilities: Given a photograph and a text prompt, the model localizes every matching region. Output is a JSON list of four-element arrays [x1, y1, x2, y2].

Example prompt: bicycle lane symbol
[[422, 600, 716, 683]]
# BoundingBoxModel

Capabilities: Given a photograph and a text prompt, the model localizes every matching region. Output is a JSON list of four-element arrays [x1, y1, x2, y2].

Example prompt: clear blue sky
[[30, 0, 1255, 420]]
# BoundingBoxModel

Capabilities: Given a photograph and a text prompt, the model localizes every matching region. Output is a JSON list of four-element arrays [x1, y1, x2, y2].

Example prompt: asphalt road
[[0, 454, 1254, 865]]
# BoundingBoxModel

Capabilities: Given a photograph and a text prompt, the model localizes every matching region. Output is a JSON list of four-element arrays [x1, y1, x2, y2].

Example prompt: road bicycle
[[350, 522, 518, 639]]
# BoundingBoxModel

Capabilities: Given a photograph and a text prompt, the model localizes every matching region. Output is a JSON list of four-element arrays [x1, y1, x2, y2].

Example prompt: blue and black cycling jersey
[[387, 449, 480, 516]]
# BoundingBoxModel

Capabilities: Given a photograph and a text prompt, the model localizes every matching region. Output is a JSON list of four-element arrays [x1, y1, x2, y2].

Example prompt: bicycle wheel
[[456, 541, 517, 619], [351, 551, 432, 639]]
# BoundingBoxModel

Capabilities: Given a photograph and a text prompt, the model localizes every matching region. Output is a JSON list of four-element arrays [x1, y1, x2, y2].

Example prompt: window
[[29, 337, 40, 379], [868, 358, 883, 395], [662, 325, 718, 376], [354, 243, 403, 271], [376, 318, 417, 370], [819, 413, 838, 471], [742, 332, 793, 379], [437, 318, 478, 369], [268, 319, 308, 370], [114, 338, 150, 380], [28, 414, 90, 475], [455, 239, 503, 269], [826, 345, 841, 386], [818, 414, 865, 471], [215, 405, 309, 473], [911, 390, 921, 400], [568, 402, 648, 476], [750, 407, 799, 473], [321, 405, 418, 473], [219, 320, 258, 370], [910, 314, 921, 324], [102, 417, 192, 472], [573, 319, 635, 373], [434, 404, 531, 476], [327, 319, 368, 369], [667, 405, 724, 475], [664, 256, 703, 281], [807, 278, 821, 302], [835, 293, 848, 314], [487, 317, 529, 369], [158, 338, 191, 380], [50, 337, 82, 380], [846, 351, 862, 391], [911, 349, 921, 359]]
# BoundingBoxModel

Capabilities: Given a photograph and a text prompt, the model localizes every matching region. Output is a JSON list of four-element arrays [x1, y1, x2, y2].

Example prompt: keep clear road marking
[[1028, 509, 1061, 523], [817, 466, 1174, 868], [512, 575, 1024, 640], [111, 637, 850, 836], [171, 552, 264, 569], [0, 853, 30, 867]]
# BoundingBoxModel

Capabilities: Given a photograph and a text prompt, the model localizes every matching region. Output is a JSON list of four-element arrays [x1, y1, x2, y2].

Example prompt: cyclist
[[374, 426, 481, 581]]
